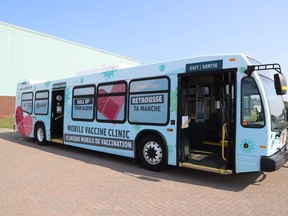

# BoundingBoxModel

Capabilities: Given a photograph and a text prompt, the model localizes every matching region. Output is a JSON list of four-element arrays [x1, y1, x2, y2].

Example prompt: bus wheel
[[138, 135, 166, 171], [35, 124, 47, 146]]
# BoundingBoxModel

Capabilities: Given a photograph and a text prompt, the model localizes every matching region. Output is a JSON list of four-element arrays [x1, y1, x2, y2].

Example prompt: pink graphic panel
[[15, 106, 33, 136]]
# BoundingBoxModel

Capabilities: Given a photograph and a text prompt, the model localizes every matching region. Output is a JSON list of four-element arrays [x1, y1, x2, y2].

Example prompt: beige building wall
[[0, 21, 141, 96]]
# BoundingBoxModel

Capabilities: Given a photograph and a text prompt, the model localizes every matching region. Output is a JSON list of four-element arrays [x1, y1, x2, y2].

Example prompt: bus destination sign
[[186, 60, 223, 73], [53, 82, 66, 90]]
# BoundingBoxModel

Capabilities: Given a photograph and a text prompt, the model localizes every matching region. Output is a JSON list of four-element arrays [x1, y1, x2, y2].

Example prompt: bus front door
[[51, 89, 65, 143], [178, 70, 236, 174]]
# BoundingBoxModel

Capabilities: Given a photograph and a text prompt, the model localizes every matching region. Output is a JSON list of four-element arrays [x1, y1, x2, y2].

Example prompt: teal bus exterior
[[15, 54, 288, 174]]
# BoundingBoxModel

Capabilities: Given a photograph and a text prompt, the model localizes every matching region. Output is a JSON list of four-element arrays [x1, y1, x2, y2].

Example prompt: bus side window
[[35, 90, 49, 115], [129, 77, 170, 125], [21, 92, 33, 114], [96, 81, 127, 123], [72, 85, 95, 121]]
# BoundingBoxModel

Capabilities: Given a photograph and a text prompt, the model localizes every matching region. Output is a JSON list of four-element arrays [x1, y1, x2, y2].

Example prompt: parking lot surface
[[1, 128, 288, 216]]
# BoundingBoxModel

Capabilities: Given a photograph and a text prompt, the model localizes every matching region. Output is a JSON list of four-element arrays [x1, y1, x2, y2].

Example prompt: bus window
[[21, 92, 33, 114], [72, 85, 95, 121], [35, 90, 49, 115], [260, 75, 287, 131], [241, 77, 265, 128], [129, 77, 170, 125], [96, 81, 127, 123]]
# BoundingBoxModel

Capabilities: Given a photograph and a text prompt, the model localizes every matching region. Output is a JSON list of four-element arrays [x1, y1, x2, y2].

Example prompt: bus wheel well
[[34, 121, 47, 145], [34, 121, 45, 133], [135, 131, 167, 155], [135, 130, 167, 171]]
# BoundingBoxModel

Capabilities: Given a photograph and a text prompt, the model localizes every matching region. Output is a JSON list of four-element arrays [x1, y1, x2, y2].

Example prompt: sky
[[0, 0, 287, 74]]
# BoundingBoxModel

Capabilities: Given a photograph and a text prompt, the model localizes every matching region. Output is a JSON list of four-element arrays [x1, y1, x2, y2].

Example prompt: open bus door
[[178, 69, 236, 174], [51, 83, 66, 144]]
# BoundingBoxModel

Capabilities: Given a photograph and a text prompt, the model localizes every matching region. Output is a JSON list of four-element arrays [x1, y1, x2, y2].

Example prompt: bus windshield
[[247, 56, 287, 131], [260, 75, 287, 131]]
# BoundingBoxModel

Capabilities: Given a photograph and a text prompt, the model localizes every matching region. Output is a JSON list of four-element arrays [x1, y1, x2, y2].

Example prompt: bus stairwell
[[178, 71, 236, 174]]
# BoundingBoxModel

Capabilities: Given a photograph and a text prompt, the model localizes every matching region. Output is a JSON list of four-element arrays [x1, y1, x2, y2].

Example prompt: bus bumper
[[260, 144, 288, 172]]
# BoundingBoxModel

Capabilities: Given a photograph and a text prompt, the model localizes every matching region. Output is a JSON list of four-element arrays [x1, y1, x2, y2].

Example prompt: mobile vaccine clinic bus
[[15, 54, 288, 174]]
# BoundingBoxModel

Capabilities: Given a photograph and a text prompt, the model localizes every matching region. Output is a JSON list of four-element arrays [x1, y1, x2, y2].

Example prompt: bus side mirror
[[274, 73, 287, 95]]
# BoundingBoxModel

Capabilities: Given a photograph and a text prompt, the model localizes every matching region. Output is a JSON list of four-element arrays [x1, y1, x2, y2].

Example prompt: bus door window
[[241, 77, 265, 127], [181, 82, 207, 148], [51, 90, 65, 139], [56, 95, 63, 114], [181, 84, 208, 122]]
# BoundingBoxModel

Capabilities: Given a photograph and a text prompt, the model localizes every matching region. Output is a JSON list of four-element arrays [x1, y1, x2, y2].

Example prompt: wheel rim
[[37, 128, 44, 142], [143, 141, 163, 165]]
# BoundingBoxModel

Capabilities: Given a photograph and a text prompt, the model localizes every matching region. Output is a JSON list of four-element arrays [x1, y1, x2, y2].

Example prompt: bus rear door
[[51, 86, 65, 144]]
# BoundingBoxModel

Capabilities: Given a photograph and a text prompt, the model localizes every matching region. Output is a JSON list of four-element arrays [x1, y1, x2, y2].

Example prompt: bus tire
[[35, 123, 47, 146], [138, 134, 166, 171]]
